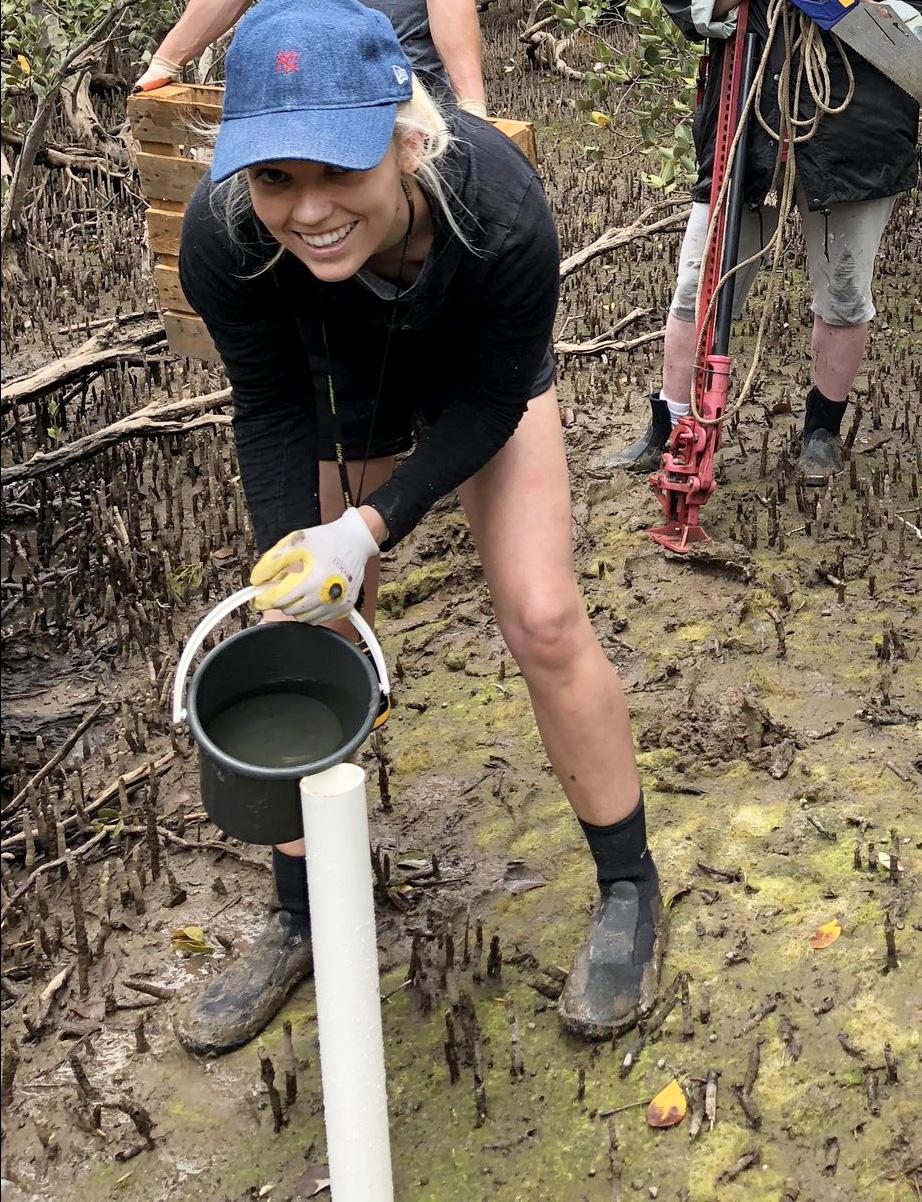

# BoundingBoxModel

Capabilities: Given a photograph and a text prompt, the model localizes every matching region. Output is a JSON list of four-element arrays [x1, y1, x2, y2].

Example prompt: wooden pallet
[[127, 83, 538, 363]]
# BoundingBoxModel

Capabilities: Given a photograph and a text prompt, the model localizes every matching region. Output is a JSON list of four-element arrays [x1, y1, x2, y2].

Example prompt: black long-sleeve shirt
[[179, 114, 559, 552]]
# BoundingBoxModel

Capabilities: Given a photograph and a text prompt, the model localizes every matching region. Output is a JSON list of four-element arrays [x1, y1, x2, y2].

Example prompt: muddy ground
[[1, 4, 920, 1201]]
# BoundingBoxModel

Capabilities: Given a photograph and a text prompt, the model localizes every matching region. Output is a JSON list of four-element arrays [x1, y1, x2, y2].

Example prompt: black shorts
[[312, 345, 557, 461]]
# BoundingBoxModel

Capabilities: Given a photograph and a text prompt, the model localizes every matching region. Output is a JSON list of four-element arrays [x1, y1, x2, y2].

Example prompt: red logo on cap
[[275, 50, 300, 74]]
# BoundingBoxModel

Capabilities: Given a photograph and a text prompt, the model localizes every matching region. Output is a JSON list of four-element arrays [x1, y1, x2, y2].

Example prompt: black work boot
[[558, 795, 663, 1040], [600, 393, 672, 473], [558, 872, 662, 1040], [175, 849, 313, 1056], [797, 386, 846, 486]]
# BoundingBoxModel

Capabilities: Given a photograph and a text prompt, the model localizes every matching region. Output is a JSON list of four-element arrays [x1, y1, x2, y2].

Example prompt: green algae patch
[[731, 801, 787, 838], [395, 743, 435, 776], [636, 747, 680, 774], [675, 620, 713, 643], [377, 560, 453, 617], [75, 1157, 156, 1199], [722, 759, 753, 779]]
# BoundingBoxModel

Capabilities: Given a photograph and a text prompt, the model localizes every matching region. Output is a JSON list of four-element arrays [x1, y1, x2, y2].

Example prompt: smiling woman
[[210, 73, 474, 284], [176, 0, 659, 1060]]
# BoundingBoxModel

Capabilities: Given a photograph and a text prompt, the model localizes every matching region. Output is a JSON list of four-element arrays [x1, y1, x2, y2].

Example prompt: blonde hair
[[210, 75, 476, 272]]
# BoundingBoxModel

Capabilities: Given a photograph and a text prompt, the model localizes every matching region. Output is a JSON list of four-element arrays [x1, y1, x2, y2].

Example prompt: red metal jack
[[647, 5, 760, 553]]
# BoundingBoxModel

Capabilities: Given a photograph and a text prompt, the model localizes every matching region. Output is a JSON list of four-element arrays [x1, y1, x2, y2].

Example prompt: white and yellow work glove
[[458, 98, 488, 118], [133, 54, 183, 92], [250, 508, 379, 623]]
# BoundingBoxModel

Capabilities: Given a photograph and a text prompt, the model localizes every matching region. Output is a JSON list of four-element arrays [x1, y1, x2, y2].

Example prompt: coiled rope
[[690, 0, 855, 425]]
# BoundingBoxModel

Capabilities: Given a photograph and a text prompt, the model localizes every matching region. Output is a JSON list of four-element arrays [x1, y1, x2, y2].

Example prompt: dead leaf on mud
[[70, 999, 106, 1021], [503, 862, 547, 894], [170, 925, 215, 956], [877, 852, 903, 874], [647, 1079, 687, 1128], [161, 788, 193, 818], [768, 738, 796, 779], [810, 920, 842, 950], [293, 1165, 331, 1197]]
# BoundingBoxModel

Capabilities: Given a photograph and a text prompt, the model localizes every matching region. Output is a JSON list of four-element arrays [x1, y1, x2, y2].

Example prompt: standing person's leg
[[797, 192, 897, 484], [459, 387, 655, 1038], [602, 201, 771, 471], [176, 459, 394, 1055]]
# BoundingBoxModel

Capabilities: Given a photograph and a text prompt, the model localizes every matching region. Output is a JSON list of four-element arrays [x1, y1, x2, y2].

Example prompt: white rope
[[690, 0, 855, 426]]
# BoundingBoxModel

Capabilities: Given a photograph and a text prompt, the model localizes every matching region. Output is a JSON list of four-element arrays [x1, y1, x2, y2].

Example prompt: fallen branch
[[520, 14, 559, 39], [556, 328, 664, 357], [554, 305, 649, 356], [2, 389, 231, 485], [1, 314, 166, 409], [559, 203, 690, 281], [1, 751, 175, 857], [1, 125, 127, 178], [3, 823, 114, 915], [522, 29, 585, 80], [2, 701, 105, 819]]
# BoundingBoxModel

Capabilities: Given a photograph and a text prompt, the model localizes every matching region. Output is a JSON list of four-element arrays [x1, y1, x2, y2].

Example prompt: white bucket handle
[[172, 586, 391, 725]]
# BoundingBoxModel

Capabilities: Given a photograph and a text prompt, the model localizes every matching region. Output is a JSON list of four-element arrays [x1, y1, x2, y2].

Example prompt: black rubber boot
[[797, 386, 846, 486], [557, 869, 662, 1040], [600, 393, 672, 473], [175, 849, 313, 1056]]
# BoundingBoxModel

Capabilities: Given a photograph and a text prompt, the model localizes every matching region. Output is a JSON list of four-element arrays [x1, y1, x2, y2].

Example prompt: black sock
[[579, 792, 657, 890], [272, 848, 310, 927], [804, 386, 846, 437]]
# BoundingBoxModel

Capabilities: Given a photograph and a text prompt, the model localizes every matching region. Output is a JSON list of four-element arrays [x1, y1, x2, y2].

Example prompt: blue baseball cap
[[211, 0, 414, 182]]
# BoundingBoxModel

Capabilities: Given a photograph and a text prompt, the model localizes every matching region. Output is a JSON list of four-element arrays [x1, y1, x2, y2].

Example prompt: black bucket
[[181, 620, 381, 845]]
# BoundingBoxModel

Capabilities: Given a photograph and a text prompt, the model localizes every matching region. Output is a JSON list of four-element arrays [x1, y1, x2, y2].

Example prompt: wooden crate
[[128, 84, 224, 363], [128, 84, 537, 362]]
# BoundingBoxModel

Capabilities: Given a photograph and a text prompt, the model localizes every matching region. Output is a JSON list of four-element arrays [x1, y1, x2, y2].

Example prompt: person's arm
[[179, 186, 322, 553], [364, 176, 559, 547], [157, 0, 251, 65], [425, 0, 487, 114], [135, 0, 251, 89]]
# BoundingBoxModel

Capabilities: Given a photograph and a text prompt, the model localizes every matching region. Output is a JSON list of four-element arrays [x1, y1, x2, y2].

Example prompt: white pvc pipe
[[299, 764, 393, 1202]]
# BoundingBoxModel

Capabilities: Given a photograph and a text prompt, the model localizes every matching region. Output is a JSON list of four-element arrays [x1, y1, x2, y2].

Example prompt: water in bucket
[[205, 681, 347, 770]]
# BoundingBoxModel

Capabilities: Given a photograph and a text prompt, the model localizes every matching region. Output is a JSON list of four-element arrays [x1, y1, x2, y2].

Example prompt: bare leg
[[811, 317, 868, 403], [276, 456, 394, 856], [459, 387, 640, 825], [660, 312, 698, 406]]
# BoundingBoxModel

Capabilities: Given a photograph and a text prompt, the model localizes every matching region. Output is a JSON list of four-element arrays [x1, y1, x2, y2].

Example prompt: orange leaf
[[646, 1078, 687, 1128], [810, 919, 841, 949]]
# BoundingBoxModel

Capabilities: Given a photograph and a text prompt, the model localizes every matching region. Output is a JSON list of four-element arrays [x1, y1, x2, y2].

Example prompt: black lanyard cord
[[320, 175, 416, 513]]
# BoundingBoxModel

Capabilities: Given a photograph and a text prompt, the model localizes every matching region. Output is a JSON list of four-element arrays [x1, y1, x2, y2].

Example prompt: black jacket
[[179, 114, 559, 552], [663, 0, 921, 208]]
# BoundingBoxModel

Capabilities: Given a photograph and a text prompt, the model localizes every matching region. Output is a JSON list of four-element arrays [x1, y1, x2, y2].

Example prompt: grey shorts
[[670, 190, 897, 327]]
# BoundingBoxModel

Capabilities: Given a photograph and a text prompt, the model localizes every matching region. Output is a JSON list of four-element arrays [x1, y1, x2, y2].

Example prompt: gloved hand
[[250, 508, 380, 622], [133, 54, 183, 93], [458, 98, 488, 118]]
